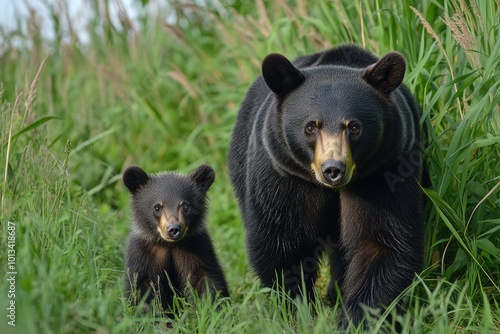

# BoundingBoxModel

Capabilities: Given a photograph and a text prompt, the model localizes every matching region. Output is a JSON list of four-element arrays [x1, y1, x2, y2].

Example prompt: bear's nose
[[167, 224, 182, 240], [321, 160, 345, 184]]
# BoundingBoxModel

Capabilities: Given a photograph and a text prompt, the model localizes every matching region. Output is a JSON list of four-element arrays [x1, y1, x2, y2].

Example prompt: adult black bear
[[228, 45, 424, 326], [123, 165, 229, 311]]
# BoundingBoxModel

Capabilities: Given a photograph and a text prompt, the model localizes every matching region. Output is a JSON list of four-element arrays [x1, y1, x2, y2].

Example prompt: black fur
[[123, 165, 229, 311], [228, 44, 424, 327]]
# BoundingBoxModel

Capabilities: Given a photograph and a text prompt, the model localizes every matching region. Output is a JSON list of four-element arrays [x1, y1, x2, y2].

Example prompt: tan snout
[[157, 210, 188, 242], [310, 131, 355, 188]]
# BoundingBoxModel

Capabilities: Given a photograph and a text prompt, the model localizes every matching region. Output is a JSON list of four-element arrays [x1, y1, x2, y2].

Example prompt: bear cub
[[123, 164, 229, 311]]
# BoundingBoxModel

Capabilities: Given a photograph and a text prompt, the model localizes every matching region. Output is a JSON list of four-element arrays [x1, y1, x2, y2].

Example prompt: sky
[[0, 0, 26, 32], [0, 0, 138, 43]]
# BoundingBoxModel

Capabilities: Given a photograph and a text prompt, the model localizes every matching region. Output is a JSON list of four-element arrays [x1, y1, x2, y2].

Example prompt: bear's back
[[292, 44, 379, 69]]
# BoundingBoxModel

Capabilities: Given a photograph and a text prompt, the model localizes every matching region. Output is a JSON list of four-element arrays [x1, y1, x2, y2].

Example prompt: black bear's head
[[123, 165, 215, 242], [261, 51, 406, 188]]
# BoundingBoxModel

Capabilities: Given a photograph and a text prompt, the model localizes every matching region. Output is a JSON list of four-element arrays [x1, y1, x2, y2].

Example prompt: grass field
[[1, 0, 499, 333]]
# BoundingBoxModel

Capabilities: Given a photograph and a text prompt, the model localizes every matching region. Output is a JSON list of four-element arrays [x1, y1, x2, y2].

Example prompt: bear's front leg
[[245, 171, 338, 302], [339, 176, 424, 327], [341, 241, 410, 325], [246, 225, 321, 301], [325, 234, 346, 305]]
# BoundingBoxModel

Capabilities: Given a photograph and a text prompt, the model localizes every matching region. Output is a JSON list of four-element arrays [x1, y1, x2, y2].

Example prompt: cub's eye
[[305, 122, 317, 135], [349, 123, 360, 134], [153, 204, 162, 213], [181, 202, 191, 214]]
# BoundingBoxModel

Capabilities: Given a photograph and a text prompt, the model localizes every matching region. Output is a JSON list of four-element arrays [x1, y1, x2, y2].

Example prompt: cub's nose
[[167, 224, 182, 240], [321, 160, 345, 184]]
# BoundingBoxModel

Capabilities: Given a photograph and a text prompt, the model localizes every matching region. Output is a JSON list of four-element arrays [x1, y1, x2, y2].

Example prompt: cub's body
[[123, 165, 228, 310]]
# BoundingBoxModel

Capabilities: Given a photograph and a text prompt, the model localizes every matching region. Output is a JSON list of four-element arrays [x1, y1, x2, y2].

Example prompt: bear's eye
[[305, 122, 317, 135], [349, 123, 360, 134], [180, 202, 191, 214], [153, 203, 162, 213]]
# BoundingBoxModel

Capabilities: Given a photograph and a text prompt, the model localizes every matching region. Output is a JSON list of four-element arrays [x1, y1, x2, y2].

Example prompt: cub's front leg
[[174, 234, 229, 300]]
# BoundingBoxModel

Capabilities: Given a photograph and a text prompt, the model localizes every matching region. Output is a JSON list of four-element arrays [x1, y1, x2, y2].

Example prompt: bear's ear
[[190, 164, 215, 193], [262, 53, 305, 97], [363, 51, 406, 94], [123, 166, 150, 194]]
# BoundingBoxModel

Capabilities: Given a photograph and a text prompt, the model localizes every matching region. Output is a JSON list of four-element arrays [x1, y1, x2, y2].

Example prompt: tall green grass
[[1, 0, 499, 333]]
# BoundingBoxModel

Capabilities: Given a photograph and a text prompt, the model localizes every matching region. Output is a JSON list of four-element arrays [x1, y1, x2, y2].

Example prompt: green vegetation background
[[0, 0, 499, 333]]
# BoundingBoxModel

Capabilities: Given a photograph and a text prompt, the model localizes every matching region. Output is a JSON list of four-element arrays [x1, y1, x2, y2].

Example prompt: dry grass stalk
[[23, 56, 48, 128], [333, 0, 353, 42], [359, 1, 365, 48], [410, 6, 449, 64], [410, 6, 464, 117], [2, 93, 22, 211], [297, 0, 307, 18], [256, 0, 272, 37], [113, 0, 134, 32], [469, 0, 483, 29], [169, 66, 199, 98], [442, 0, 481, 69]]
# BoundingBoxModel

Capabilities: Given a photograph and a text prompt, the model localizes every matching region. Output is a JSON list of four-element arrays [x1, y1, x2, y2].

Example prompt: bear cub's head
[[123, 165, 215, 243]]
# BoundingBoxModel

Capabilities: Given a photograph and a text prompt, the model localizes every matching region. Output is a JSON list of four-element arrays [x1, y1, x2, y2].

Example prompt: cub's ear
[[123, 166, 149, 194], [190, 164, 215, 193], [363, 51, 406, 94], [262, 53, 305, 97]]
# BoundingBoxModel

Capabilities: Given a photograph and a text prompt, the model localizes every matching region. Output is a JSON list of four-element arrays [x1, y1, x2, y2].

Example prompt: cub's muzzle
[[158, 211, 188, 242]]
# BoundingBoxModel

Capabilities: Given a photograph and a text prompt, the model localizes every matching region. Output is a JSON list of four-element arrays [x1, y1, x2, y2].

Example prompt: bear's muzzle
[[311, 131, 355, 187]]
